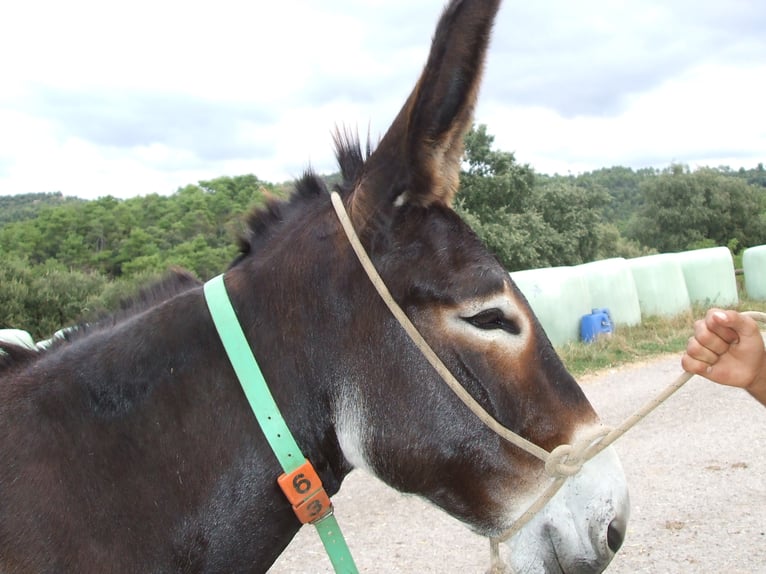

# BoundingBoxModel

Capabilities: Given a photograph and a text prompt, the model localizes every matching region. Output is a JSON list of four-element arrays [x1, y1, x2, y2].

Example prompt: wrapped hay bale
[[744, 245, 766, 301], [627, 254, 691, 318], [576, 258, 641, 327], [510, 267, 591, 346]]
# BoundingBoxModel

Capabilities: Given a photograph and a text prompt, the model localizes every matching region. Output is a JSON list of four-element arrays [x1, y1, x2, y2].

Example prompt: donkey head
[[327, 1, 629, 572]]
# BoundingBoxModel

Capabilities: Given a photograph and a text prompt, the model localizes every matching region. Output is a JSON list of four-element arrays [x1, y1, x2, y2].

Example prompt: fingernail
[[713, 311, 727, 321]]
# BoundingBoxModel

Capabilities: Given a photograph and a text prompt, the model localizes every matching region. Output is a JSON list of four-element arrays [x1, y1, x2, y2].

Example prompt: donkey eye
[[464, 309, 521, 335]]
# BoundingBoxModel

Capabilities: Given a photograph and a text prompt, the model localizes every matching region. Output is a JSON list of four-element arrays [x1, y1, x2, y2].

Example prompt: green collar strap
[[203, 274, 358, 574]]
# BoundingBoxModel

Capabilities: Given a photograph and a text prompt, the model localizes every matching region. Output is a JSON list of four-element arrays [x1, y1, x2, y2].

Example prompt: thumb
[[709, 309, 762, 346]]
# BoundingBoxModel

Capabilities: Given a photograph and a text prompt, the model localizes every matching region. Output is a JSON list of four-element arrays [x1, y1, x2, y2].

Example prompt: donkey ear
[[349, 0, 501, 226]]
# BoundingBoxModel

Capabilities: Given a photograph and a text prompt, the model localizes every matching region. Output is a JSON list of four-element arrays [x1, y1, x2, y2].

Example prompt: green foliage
[[456, 125, 615, 270], [457, 130, 764, 268], [0, 132, 762, 340], [0, 175, 279, 337], [732, 163, 766, 188], [541, 165, 659, 228], [0, 256, 107, 339], [625, 165, 766, 252], [0, 192, 83, 227], [0, 175, 276, 281]]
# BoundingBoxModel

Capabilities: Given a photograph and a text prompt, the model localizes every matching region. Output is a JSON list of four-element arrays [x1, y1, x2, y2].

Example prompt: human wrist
[[746, 355, 766, 406]]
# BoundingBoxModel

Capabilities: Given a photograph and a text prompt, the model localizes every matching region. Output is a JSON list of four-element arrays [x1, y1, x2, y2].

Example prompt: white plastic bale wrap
[[575, 258, 642, 327], [675, 246, 738, 307], [744, 245, 766, 301], [627, 254, 691, 318], [0, 329, 36, 350], [510, 267, 592, 347]]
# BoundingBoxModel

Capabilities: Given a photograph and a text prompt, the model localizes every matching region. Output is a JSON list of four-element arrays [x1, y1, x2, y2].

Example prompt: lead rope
[[329, 190, 766, 574], [486, 317, 766, 572]]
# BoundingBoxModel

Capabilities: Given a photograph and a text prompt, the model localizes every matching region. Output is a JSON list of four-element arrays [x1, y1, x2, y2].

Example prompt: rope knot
[[544, 427, 611, 478]]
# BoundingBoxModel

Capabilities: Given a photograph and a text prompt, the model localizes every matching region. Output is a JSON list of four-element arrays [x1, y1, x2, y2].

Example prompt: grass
[[557, 297, 766, 378]]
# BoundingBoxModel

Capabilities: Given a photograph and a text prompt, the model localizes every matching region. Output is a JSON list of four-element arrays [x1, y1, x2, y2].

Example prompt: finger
[[681, 352, 714, 377], [710, 309, 762, 341], [681, 349, 744, 388], [693, 318, 732, 356], [705, 309, 757, 344], [684, 335, 719, 366]]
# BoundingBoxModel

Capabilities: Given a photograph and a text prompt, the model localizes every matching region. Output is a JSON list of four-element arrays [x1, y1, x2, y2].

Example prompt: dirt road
[[270, 355, 766, 573]]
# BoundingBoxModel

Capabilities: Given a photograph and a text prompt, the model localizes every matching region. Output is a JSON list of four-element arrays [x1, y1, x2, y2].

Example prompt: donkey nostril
[[607, 517, 626, 553]]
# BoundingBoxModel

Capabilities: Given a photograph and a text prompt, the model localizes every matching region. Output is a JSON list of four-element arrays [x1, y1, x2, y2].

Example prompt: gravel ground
[[270, 355, 766, 573]]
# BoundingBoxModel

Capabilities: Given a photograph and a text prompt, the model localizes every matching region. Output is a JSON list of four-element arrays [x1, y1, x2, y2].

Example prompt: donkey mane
[[332, 128, 372, 194], [236, 129, 372, 259], [78, 267, 202, 332]]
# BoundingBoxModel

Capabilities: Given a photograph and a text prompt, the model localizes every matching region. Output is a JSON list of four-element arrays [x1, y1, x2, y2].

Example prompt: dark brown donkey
[[0, 1, 629, 572]]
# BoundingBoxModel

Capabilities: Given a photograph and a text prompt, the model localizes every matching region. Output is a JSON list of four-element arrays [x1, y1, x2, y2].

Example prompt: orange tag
[[277, 460, 332, 523], [278, 460, 323, 505], [292, 488, 332, 524]]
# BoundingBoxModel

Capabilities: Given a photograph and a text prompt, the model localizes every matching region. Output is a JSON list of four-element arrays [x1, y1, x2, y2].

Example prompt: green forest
[[2, 125, 765, 339]]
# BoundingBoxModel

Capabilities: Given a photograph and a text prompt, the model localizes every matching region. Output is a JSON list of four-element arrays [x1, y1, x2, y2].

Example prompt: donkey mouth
[[501, 532, 615, 574], [501, 445, 629, 574]]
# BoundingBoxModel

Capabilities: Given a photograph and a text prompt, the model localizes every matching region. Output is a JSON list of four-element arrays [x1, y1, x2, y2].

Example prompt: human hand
[[682, 308, 766, 406]]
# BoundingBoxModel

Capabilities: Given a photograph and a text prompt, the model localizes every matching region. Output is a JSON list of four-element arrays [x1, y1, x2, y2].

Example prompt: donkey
[[0, 1, 629, 572]]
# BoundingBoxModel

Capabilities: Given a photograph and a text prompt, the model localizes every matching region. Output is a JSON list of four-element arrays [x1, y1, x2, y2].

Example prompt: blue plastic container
[[580, 308, 613, 343]]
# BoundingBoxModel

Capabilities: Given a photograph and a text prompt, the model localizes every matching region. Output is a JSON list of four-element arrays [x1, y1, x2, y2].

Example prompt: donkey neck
[[0, 284, 349, 572]]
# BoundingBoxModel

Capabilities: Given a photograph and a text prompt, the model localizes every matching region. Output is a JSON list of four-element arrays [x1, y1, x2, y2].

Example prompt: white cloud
[[1, 0, 764, 199], [479, 60, 766, 175]]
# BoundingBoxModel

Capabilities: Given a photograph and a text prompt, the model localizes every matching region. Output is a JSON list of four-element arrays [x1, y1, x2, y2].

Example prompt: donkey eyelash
[[464, 309, 521, 335]]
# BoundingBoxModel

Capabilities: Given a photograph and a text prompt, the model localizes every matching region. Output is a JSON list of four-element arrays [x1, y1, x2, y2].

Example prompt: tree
[[0, 192, 82, 226], [459, 124, 535, 216], [455, 124, 612, 270], [0, 175, 276, 336], [627, 165, 766, 252], [533, 180, 610, 265], [0, 257, 106, 339]]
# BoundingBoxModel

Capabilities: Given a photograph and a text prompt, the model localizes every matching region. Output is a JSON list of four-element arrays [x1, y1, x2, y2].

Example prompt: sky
[[1, 0, 764, 200]]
